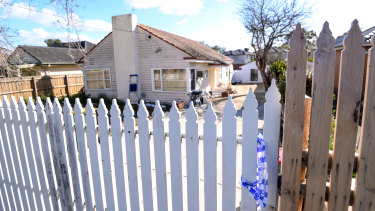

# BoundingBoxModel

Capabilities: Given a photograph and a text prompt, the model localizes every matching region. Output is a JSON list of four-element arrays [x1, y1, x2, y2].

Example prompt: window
[[251, 69, 258, 81], [153, 69, 187, 92], [197, 70, 208, 78], [86, 69, 111, 89]]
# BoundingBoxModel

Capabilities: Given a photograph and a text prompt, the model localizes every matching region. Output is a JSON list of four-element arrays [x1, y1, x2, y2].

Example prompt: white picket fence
[[0, 81, 281, 211]]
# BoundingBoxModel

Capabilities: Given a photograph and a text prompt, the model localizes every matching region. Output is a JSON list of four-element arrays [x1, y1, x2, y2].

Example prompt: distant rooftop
[[223, 48, 254, 56], [334, 25, 375, 49]]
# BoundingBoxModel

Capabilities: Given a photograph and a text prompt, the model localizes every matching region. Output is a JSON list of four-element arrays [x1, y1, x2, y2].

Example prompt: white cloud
[[177, 18, 189, 25], [18, 27, 99, 46], [216, 0, 228, 2], [125, 0, 203, 16], [1, 2, 110, 32]]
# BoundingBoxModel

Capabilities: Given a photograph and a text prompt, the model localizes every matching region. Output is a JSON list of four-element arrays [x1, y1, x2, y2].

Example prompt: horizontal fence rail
[[0, 81, 281, 211]]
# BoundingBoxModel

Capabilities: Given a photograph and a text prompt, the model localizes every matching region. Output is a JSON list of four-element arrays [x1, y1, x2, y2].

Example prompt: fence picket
[[110, 99, 128, 211], [279, 23, 307, 211], [304, 22, 336, 211], [19, 98, 44, 211], [36, 97, 59, 210], [0, 99, 13, 211], [186, 102, 200, 210], [241, 88, 258, 211], [0, 161, 5, 211], [74, 98, 94, 210], [203, 102, 217, 211], [85, 99, 105, 210], [262, 80, 282, 211], [153, 100, 168, 211], [137, 100, 154, 211], [222, 96, 237, 211], [328, 20, 365, 211], [353, 33, 375, 211], [27, 97, 52, 211], [98, 99, 117, 211], [4, 96, 29, 210], [123, 99, 140, 211], [63, 98, 84, 210], [169, 101, 183, 211]]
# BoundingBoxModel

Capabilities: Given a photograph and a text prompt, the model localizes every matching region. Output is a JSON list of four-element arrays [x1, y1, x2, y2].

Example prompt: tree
[[238, 0, 311, 91], [44, 38, 62, 47]]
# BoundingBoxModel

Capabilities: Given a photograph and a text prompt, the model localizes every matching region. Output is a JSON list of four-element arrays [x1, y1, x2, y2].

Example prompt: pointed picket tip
[[266, 79, 282, 103], [36, 97, 45, 112], [63, 98, 73, 114], [10, 96, 18, 110], [53, 98, 62, 114], [371, 33, 375, 47], [153, 100, 164, 119], [123, 99, 134, 118], [27, 97, 36, 111], [186, 101, 198, 122], [204, 102, 217, 122], [343, 19, 364, 49], [316, 21, 335, 52], [2, 95, 9, 109], [137, 100, 149, 119], [110, 99, 121, 117], [19, 97, 27, 111], [74, 98, 83, 115], [223, 95, 236, 117], [289, 22, 306, 50], [169, 101, 181, 121], [45, 97, 53, 115], [243, 87, 258, 111], [85, 99, 95, 115], [97, 98, 108, 116]]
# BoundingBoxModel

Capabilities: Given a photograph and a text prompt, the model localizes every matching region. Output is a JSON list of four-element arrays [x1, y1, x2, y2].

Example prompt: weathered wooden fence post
[[31, 77, 38, 98], [64, 75, 70, 97]]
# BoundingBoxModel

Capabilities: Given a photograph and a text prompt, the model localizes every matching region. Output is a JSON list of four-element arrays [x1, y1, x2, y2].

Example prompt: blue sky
[[1, 0, 375, 50]]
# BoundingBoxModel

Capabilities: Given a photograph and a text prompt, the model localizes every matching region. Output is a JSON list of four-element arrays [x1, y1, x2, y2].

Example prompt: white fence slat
[[123, 99, 140, 211], [137, 100, 154, 211], [186, 102, 200, 210], [74, 98, 94, 210], [222, 96, 237, 211], [110, 99, 128, 211], [85, 99, 105, 210], [263, 80, 281, 211], [241, 88, 258, 211], [0, 160, 6, 211], [98, 99, 117, 211], [63, 98, 84, 210], [4, 96, 29, 210], [36, 98, 59, 210], [168, 101, 183, 211], [204, 102, 218, 211], [52, 98, 74, 210], [0, 99, 15, 211], [10, 97, 36, 211], [19, 98, 44, 211], [153, 100, 168, 211], [28, 98, 52, 211]]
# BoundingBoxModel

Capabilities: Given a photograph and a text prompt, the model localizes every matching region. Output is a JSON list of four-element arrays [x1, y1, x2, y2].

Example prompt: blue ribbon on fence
[[241, 132, 268, 209]]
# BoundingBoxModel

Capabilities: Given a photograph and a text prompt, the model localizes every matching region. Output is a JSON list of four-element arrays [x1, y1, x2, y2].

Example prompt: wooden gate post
[[64, 75, 70, 97], [31, 77, 38, 98]]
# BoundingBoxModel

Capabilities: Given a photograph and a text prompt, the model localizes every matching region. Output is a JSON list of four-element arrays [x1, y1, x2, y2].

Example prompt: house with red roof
[[80, 14, 233, 103]]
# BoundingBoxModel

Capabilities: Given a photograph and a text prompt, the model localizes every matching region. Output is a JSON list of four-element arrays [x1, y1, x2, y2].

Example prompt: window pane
[[162, 69, 186, 80], [87, 80, 99, 89], [105, 80, 111, 89], [104, 70, 110, 79], [154, 69, 160, 80], [98, 80, 104, 89], [154, 80, 161, 90], [86, 70, 103, 79], [163, 81, 186, 92], [251, 69, 258, 81]]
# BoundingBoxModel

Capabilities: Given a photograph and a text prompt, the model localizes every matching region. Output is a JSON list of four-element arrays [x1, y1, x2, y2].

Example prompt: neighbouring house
[[8, 41, 95, 76], [231, 61, 266, 84], [80, 14, 233, 103], [334, 26, 375, 91], [223, 48, 255, 71]]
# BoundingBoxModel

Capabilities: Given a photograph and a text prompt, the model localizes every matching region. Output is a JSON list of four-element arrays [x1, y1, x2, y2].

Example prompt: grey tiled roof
[[19, 45, 85, 64]]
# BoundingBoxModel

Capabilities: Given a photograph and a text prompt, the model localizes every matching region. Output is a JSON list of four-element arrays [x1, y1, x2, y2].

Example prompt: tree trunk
[[259, 66, 272, 92]]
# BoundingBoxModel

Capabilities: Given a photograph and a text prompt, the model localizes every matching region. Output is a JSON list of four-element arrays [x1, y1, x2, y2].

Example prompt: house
[[334, 26, 375, 91], [81, 14, 233, 103], [8, 41, 95, 76], [231, 61, 265, 84], [223, 48, 255, 71]]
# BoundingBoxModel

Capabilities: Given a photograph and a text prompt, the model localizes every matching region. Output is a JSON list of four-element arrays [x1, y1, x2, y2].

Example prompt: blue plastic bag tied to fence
[[241, 132, 268, 209]]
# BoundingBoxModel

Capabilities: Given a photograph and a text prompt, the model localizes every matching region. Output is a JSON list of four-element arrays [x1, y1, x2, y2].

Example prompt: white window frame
[[85, 68, 112, 90], [151, 68, 189, 93]]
